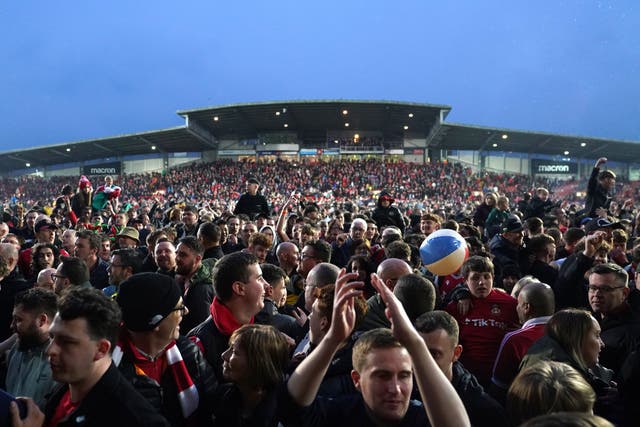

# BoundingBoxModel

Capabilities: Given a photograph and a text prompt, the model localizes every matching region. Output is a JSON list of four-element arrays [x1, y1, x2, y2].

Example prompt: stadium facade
[[2, 100, 640, 180]]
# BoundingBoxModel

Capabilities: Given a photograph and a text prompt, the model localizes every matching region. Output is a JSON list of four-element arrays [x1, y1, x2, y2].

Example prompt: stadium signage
[[83, 162, 121, 176], [531, 160, 577, 175]]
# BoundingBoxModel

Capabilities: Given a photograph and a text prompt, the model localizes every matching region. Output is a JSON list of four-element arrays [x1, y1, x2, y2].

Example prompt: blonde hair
[[507, 361, 596, 425], [546, 309, 596, 371]]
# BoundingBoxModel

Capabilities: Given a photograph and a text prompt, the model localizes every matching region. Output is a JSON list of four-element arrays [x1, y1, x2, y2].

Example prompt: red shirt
[[446, 289, 518, 386], [48, 390, 78, 427], [491, 317, 549, 389], [436, 273, 464, 299]]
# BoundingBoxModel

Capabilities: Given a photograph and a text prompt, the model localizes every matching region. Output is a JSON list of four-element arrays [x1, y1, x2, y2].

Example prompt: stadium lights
[[345, 123, 350, 127], [403, 125, 409, 130], [580, 142, 586, 147], [408, 113, 413, 118], [492, 143, 498, 147], [213, 116, 219, 121], [66, 148, 71, 152], [26, 163, 31, 167], [342, 109, 348, 115], [275, 112, 280, 116], [151, 146, 156, 150], [501, 134, 508, 139], [564, 151, 570, 155], [334, 139, 339, 144], [284, 123, 289, 128]]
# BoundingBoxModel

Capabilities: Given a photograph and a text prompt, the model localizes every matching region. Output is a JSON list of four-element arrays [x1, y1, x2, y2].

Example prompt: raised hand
[[371, 272, 419, 346], [325, 270, 363, 345]]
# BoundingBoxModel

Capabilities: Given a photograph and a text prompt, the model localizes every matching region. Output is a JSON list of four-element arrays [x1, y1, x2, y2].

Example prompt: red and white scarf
[[113, 338, 199, 419]]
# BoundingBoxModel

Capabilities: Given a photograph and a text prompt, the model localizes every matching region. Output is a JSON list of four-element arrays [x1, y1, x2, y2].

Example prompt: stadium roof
[[0, 126, 209, 172], [432, 122, 640, 161], [177, 99, 451, 143], [1, 99, 639, 173]]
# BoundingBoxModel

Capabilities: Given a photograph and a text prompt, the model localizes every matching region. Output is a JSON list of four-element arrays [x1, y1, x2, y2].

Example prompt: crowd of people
[[1, 155, 639, 426]]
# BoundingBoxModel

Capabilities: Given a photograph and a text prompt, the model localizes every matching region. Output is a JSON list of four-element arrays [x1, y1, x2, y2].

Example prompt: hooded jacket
[[371, 191, 405, 231]]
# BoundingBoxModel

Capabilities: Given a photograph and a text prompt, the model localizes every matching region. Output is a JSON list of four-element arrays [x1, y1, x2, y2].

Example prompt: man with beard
[[103, 248, 142, 298], [155, 238, 177, 277], [175, 236, 214, 332], [3, 288, 57, 409]]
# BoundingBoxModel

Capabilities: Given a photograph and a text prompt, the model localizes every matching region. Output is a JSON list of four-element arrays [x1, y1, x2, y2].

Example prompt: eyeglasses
[[301, 253, 316, 260], [171, 305, 188, 315], [51, 274, 66, 280], [588, 285, 625, 293]]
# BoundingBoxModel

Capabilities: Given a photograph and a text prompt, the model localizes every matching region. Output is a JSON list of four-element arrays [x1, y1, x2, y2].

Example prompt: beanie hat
[[116, 273, 181, 332], [79, 175, 92, 190]]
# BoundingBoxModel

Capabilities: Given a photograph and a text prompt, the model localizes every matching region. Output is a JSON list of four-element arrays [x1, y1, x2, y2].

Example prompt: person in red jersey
[[490, 281, 555, 403], [445, 255, 518, 388]]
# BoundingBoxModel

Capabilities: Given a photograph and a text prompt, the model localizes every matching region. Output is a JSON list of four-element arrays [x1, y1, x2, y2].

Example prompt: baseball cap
[[584, 218, 624, 234], [502, 216, 524, 233]]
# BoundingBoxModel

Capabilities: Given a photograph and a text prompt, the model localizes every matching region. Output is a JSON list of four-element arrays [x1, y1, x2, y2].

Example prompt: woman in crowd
[[520, 309, 621, 424], [28, 242, 61, 283], [211, 324, 290, 426], [508, 360, 596, 425]]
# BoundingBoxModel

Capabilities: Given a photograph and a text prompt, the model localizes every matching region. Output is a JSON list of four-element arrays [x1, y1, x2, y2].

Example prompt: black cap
[[502, 216, 524, 233], [116, 273, 182, 332]]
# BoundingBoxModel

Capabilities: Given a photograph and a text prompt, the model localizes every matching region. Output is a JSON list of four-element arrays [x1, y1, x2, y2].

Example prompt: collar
[[522, 316, 551, 328]]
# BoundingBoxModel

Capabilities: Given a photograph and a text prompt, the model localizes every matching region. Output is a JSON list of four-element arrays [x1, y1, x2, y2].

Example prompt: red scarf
[[113, 333, 199, 420], [210, 296, 253, 336]]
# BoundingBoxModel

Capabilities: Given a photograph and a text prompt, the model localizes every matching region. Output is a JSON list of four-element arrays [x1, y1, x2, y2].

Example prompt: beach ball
[[420, 229, 469, 276]]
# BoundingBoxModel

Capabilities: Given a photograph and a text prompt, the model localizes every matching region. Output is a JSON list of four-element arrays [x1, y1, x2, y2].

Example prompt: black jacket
[[188, 316, 231, 383], [44, 363, 170, 427], [181, 260, 216, 333], [0, 269, 31, 341], [371, 194, 405, 231], [553, 251, 593, 310], [585, 167, 612, 218], [255, 298, 304, 342], [489, 234, 524, 285], [597, 304, 640, 376], [234, 193, 270, 219], [451, 362, 508, 427], [211, 383, 282, 427], [116, 335, 217, 427]]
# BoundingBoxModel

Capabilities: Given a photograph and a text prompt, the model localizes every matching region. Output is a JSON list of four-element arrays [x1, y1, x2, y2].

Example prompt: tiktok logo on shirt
[[464, 318, 508, 330]]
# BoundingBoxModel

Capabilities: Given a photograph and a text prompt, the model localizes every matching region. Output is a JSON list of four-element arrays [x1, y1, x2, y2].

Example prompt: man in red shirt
[[490, 281, 555, 402], [445, 256, 518, 388]]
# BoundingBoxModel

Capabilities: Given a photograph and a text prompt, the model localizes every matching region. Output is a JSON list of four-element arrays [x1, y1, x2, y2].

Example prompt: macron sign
[[531, 160, 577, 175], [82, 162, 122, 176]]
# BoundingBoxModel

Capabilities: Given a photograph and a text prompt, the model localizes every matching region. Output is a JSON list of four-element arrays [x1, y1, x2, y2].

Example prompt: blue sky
[[1, 1, 638, 151]]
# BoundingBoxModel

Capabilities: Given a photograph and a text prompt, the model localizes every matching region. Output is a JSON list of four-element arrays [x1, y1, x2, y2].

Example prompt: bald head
[[36, 267, 57, 291], [519, 282, 555, 320], [305, 262, 340, 312], [307, 263, 340, 289], [276, 241, 300, 271], [377, 258, 413, 291]]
